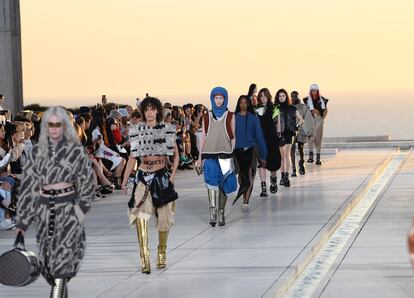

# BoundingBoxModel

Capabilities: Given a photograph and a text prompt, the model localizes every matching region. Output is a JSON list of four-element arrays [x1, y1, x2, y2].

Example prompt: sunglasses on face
[[47, 122, 63, 128]]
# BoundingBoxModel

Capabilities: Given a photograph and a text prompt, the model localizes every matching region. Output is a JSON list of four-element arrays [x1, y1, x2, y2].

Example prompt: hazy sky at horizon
[[21, 0, 414, 107]]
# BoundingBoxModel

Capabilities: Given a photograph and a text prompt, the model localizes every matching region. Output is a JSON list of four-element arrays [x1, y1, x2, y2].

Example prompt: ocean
[[27, 91, 414, 141]]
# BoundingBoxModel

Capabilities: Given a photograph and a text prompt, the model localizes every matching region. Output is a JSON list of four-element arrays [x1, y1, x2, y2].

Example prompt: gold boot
[[136, 218, 151, 274], [157, 230, 169, 269]]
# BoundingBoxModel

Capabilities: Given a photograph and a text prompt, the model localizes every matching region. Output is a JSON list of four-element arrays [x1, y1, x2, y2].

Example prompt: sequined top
[[129, 122, 176, 157]]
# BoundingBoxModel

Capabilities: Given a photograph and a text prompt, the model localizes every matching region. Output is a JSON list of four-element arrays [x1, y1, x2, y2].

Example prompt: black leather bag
[[149, 170, 178, 208], [0, 232, 41, 287]]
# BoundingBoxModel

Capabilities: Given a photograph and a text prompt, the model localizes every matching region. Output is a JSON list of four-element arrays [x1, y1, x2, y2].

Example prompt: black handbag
[[0, 232, 41, 287], [149, 170, 178, 208]]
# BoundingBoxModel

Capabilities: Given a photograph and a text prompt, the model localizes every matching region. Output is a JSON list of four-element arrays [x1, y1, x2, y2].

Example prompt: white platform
[[1, 148, 413, 298]]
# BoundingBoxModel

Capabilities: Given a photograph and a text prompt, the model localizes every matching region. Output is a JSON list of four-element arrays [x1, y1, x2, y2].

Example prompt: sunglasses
[[47, 122, 63, 128]]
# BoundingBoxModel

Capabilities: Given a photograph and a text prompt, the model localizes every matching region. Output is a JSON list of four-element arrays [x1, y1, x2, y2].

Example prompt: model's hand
[[408, 222, 414, 269], [121, 182, 128, 194], [169, 174, 175, 184], [195, 159, 202, 167]]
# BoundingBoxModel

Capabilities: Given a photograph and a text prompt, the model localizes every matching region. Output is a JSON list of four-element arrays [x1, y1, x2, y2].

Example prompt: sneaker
[[0, 218, 16, 230], [270, 177, 278, 194], [291, 167, 297, 177], [279, 173, 285, 186], [307, 152, 314, 163], [101, 185, 113, 195], [316, 154, 322, 165], [242, 204, 250, 212], [283, 174, 291, 187], [260, 182, 268, 197]]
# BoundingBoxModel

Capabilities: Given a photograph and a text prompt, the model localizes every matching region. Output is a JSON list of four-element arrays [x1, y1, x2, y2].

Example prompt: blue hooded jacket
[[210, 87, 228, 118]]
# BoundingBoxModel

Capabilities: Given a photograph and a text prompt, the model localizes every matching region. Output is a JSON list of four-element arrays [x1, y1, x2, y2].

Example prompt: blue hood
[[210, 86, 228, 118]]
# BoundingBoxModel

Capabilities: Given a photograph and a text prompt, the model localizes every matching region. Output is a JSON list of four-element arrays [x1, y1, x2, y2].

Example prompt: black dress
[[256, 103, 281, 172]]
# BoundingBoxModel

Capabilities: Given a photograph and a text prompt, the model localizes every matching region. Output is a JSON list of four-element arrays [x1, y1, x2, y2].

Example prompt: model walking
[[15, 106, 96, 297], [274, 89, 304, 187], [255, 88, 281, 196], [196, 87, 237, 227], [233, 95, 267, 209], [303, 84, 329, 165], [122, 97, 179, 274], [290, 91, 314, 176]]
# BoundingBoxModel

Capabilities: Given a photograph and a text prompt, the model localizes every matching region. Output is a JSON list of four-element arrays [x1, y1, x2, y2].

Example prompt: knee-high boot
[[136, 218, 151, 274], [207, 189, 218, 227], [218, 191, 228, 226], [157, 230, 169, 269], [50, 278, 68, 298]]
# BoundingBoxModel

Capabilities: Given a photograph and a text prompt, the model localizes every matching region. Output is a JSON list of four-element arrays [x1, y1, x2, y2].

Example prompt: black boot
[[279, 173, 285, 186], [299, 160, 306, 175], [270, 176, 278, 194], [260, 182, 268, 197], [316, 154, 322, 165], [291, 166, 297, 177], [283, 173, 291, 187], [307, 151, 314, 163]]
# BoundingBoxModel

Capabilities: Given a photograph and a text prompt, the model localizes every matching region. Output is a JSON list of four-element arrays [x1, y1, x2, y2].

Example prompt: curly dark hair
[[140, 97, 164, 123]]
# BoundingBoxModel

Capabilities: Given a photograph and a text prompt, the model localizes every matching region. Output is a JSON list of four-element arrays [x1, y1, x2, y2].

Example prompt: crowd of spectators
[[0, 94, 208, 230]]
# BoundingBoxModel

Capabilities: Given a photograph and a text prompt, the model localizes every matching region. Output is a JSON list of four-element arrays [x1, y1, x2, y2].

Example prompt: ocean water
[[323, 95, 413, 140], [28, 91, 414, 140]]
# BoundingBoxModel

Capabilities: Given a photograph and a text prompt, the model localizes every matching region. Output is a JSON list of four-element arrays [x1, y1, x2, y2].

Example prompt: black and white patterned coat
[[15, 139, 96, 283]]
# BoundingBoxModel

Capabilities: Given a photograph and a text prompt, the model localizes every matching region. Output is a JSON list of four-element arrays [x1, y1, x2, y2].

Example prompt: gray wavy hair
[[38, 106, 79, 151]]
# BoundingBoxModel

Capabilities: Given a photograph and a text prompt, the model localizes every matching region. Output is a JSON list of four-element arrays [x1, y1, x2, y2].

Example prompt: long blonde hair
[[38, 106, 79, 151]]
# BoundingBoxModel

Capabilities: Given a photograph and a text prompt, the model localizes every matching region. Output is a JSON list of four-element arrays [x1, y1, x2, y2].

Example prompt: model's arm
[[74, 146, 97, 214], [121, 156, 137, 193], [323, 108, 328, 119], [231, 115, 236, 150], [169, 143, 179, 182], [15, 148, 40, 234], [296, 110, 304, 126], [196, 118, 206, 167]]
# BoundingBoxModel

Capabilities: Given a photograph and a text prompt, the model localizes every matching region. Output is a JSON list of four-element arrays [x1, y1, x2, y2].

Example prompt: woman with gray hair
[[15, 106, 96, 297]]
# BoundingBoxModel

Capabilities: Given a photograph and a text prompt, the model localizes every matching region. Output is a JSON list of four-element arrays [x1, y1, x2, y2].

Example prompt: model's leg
[[259, 167, 267, 197], [291, 141, 297, 177], [279, 146, 286, 186], [136, 218, 151, 274], [218, 190, 228, 226], [157, 230, 169, 269], [207, 189, 218, 227], [284, 145, 292, 187], [315, 117, 324, 165], [50, 278, 68, 298], [298, 142, 306, 175]]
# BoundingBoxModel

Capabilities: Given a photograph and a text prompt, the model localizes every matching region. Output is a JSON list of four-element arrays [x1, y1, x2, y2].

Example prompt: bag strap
[[14, 231, 25, 250], [203, 112, 210, 134], [226, 111, 234, 140]]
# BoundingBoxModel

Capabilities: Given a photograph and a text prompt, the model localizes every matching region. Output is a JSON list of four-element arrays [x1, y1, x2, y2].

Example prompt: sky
[[20, 0, 414, 108]]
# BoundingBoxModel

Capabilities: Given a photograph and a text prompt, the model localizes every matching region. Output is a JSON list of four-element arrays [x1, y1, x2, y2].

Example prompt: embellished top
[[129, 122, 176, 157], [15, 138, 96, 231]]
